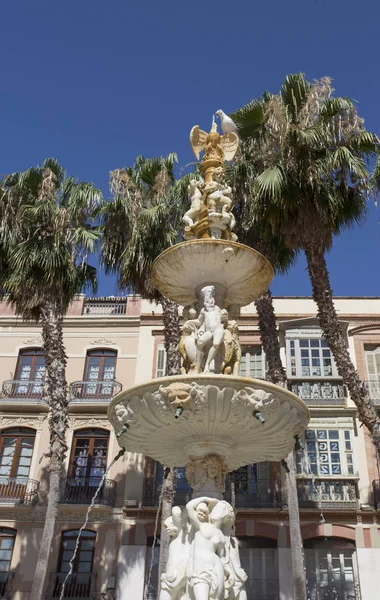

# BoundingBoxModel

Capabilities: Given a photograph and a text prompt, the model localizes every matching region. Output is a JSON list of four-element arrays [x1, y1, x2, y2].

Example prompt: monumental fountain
[[108, 116, 310, 600]]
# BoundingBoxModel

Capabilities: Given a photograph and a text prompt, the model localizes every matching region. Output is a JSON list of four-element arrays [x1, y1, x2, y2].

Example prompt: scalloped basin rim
[[108, 374, 310, 418]]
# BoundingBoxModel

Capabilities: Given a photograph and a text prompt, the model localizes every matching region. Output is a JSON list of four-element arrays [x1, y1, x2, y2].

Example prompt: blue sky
[[1, 0, 379, 297]]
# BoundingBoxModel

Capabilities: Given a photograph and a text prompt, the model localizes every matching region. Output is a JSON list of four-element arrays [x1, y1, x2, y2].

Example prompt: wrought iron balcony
[[364, 380, 380, 405], [84, 298, 126, 315], [0, 477, 39, 505], [61, 477, 116, 507], [1, 380, 47, 404], [289, 378, 346, 406], [46, 572, 97, 599], [225, 476, 282, 508], [143, 472, 192, 507], [297, 478, 358, 509], [0, 573, 14, 599], [69, 380, 122, 403], [373, 480, 380, 509]]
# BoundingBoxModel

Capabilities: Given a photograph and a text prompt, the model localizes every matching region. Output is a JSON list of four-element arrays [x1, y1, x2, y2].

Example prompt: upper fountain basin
[[151, 239, 274, 307]]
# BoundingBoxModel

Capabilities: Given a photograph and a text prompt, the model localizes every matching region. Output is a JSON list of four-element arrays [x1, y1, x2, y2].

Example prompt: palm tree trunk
[[304, 242, 380, 450], [160, 296, 181, 376], [30, 297, 68, 600], [157, 298, 181, 590], [255, 290, 286, 384], [255, 291, 307, 600]]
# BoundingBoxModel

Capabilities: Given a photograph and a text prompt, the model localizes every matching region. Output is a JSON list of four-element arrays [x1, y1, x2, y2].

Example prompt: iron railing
[[364, 380, 380, 405], [289, 378, 346, 405], [1, 380, 47, 403], [143, 473, 192, 507], [225, 476, 282, 508], [373, 480, 380, 509], [69, 380, 122, 403], [61, 477, 116, 507], [84, 299, 126, 315], [297, 478, 358, 509], [0, 477, 39, 505], [46, 572, 97, 599], [0, 573, 14, 599]]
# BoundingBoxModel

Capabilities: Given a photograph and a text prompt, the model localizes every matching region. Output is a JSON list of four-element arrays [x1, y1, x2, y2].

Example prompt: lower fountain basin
[[108, 375, 309, 471]]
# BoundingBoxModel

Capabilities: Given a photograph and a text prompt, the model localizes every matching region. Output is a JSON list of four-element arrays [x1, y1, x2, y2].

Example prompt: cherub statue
[[160, 506, 190, 600], [178, 321, 198, 374], [183, 179, 202, 230], [222, 318, 241, 376]]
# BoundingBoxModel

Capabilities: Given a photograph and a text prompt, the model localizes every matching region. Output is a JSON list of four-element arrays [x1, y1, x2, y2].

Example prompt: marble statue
[[179, 321, 198, 375], [186, 497, 245, 600], [221, 319, 241, 376], [204, 167, 236, 239], [160, 507, 190, 600], [186, 455, 229, 499], [183, 179, 202, 232], [189, 121, 239, 163], [184, 286, 227, 374]]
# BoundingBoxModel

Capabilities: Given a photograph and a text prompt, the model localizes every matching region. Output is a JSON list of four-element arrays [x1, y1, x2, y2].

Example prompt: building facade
[[0, 294, 379, 599]]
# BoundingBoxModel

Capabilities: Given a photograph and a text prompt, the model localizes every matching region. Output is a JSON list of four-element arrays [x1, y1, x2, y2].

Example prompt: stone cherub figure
[[183, 179, 202, 231], [221, 317, 241, 376], [159, 506, 190, 600], [204, 167, 235, 229], [184, 286, 228, 374]]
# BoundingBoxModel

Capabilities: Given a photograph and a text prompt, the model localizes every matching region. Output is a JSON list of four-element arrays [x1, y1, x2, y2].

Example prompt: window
[[54, 530, 96, 598], [0, 528, 16, 594], [305, 538, 361, 599], [296, 429, 354, 476], [69, 429, 109, 482], [365, 346, 380, 380], [83, 350, 117, 397], [14, 349, 45, 396], [0, 428, 35, 481], [239, 537, 279, 600], [156, 344, 167, 378], [287, 338, 338, 378], [143, 458, 191, 506], [240, 346, 266, 379]]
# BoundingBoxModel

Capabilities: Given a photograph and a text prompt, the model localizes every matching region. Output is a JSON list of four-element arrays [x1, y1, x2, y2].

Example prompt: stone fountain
[[108, 116, 309, 600]]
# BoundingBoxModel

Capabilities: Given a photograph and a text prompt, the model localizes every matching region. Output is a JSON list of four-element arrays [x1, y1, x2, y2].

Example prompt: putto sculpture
[[109, 111, 309, 600]]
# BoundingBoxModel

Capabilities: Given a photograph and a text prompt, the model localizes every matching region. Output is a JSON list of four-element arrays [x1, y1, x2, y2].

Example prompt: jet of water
[[59, 447, 125, 600], [143, 470, 165, 600]]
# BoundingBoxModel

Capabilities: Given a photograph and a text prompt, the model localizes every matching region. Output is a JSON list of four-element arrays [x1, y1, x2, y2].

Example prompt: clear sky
[[1, 0, 379, 298]]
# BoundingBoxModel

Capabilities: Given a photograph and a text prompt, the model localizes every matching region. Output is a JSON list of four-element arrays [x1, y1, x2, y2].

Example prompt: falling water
[[143, 471, 165, 600], [59, 447, 125, 600]]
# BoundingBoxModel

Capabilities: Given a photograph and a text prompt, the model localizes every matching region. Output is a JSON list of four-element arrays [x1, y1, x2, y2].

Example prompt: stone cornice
[[0, 316, 140, 329]]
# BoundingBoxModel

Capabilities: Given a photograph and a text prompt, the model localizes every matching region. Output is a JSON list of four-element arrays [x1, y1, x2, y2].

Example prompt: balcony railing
[[46, 572, 97, 599], [84, 298, 126, 315], [0, 477, 39, 505], [143, 473, 192, 507], [289, 378, 346, 406], [69, 380, 122, 403], [225, 476, 282, 508], [61, 477, 116, 507], [1, 380, 47, 404], [364, 380, 380, 405], [297, 478, 358, 509], [0, 573, 14, 599]]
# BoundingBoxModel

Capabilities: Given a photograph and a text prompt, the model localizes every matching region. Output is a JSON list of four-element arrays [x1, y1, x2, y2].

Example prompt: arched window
[[304, 537, 361, 599], [14, 349, 45, 397], [238, 536, 278, 600], [64, 430, 111, 505], [54, 530, 96, 598], [0, 528, 16, 595], [82, 350, 117, 398]]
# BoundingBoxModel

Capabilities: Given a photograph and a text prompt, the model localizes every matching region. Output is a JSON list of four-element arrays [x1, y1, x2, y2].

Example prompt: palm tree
[[229, 160, 307, 599], [0, 159, 102, 600], [231, 73, 380, 451], [101, 154, 194, 590]]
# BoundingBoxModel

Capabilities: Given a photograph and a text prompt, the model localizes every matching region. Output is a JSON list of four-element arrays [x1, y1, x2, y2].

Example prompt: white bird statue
[[215, 109, 238, 134]]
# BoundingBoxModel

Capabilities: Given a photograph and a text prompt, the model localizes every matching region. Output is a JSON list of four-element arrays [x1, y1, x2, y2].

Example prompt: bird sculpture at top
[[215, 109, 238, 134]]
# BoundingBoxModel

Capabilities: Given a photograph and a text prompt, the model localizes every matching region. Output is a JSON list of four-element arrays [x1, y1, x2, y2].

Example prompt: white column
[[278, 548, 293, 600], [116, 545, 146, 600], [357, 549, 380, 600]]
